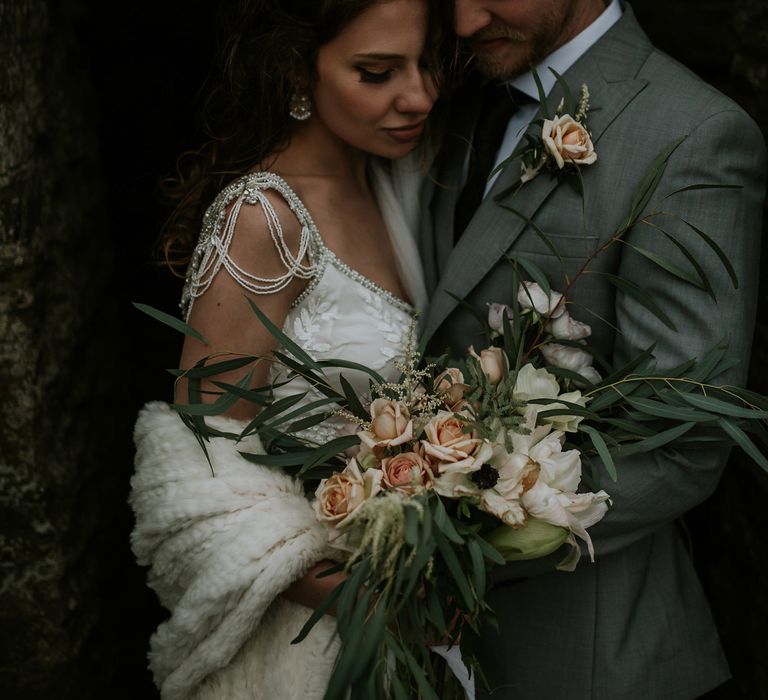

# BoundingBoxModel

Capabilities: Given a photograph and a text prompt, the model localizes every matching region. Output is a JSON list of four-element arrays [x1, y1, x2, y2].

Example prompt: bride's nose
[[394, 70, 436, 114]]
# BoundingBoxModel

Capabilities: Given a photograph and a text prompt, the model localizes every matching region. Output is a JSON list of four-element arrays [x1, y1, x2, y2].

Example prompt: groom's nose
[[454, 0, 494, 38]]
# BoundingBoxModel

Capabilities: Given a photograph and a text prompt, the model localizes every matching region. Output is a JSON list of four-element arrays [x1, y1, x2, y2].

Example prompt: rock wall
[[0, 1, 152, 697]]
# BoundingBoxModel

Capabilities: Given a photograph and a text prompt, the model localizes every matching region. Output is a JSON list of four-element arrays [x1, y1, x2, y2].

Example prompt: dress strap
[[181, 172, 321, 320]]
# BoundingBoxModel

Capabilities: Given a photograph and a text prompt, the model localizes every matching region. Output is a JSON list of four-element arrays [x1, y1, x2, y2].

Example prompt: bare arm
[[179, 187, 346, 608], [178, 191, 308, 420]]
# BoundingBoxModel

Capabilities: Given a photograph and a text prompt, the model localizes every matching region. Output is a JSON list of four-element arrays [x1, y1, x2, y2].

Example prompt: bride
[[130, 1, 454, 698]]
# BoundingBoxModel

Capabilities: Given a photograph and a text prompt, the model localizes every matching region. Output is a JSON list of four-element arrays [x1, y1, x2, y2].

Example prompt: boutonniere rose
[[542, 114, 597, 170], [518, 82, 597, 184]]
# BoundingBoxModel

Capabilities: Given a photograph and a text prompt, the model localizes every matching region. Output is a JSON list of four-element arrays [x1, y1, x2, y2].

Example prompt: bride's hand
[[282, 560, 347, 616]]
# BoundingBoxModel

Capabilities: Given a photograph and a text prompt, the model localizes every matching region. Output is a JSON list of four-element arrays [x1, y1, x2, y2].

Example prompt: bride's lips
[[383, 121, 426, 143]]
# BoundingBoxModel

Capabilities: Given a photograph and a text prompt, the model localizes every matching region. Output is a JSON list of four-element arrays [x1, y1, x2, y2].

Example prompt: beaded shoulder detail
[[180, 172, 321, 320]]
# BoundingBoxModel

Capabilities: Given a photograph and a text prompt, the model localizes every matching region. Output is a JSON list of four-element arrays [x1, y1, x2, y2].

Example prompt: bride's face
[[310, 0, 438, 159]]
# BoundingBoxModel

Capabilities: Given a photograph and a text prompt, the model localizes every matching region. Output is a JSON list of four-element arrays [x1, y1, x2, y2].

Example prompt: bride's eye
[[356, 67, 393, 84]]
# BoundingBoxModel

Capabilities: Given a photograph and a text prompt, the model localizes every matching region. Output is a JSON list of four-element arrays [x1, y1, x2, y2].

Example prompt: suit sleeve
[[495, 107, 766, 579]]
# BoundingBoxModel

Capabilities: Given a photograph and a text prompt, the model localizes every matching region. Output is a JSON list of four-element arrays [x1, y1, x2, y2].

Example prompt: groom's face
[[454, 0, 578, 80]]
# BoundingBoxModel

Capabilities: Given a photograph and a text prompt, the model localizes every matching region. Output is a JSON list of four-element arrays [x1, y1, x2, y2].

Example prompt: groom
[[420, 0, 766, 698]]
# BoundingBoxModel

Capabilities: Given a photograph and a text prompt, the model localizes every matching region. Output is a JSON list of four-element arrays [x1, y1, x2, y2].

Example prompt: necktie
[[453, 83, 527, 243]]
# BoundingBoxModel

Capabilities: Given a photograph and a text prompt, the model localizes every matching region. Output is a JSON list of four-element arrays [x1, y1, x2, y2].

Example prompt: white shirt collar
[[511, 0, 623, 100]]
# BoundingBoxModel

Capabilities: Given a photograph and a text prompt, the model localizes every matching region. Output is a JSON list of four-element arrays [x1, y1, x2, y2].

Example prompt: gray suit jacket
[[420, 6, 766, 699]]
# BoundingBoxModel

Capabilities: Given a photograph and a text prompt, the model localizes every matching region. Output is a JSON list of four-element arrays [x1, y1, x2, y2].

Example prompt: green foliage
[[290, 492, 501, 699]]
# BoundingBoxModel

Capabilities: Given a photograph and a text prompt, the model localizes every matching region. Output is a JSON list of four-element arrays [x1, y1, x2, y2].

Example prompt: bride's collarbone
[[262, 172, 408, 301]]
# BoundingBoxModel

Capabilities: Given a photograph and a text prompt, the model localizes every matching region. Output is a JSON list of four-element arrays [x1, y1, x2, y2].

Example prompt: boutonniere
[[498, 70, 597, 185]]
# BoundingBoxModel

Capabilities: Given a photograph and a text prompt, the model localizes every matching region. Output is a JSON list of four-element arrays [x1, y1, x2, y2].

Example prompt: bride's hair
[[159, 0, 455, 273]]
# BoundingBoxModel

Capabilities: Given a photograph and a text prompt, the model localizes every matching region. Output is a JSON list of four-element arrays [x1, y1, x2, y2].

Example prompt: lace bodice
[[182, 172, 419, 443]]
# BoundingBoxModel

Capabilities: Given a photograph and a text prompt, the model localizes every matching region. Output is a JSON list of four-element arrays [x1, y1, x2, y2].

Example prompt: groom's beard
[[467, 4, 575, 81]]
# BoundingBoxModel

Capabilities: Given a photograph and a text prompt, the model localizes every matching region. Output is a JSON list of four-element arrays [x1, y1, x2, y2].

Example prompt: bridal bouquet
[[136, 132, 768, 699], [139, 271, 768, 699]]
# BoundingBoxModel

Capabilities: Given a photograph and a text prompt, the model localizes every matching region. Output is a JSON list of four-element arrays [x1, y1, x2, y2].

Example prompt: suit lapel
[[422, 8, 653, 343]]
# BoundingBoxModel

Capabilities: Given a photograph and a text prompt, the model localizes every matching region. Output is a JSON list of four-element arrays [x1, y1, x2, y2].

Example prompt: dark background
[[0, 0, 766, 698]]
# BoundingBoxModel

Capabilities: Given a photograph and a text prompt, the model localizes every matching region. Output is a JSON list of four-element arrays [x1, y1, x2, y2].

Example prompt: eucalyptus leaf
[[339, 374, 368, 420], [549, 68, 576, 116], [579, 424, 618, 481], [656, 228, 715, 299], [505, 253, 551, 296], [624, 242, 706, 290], [498, 206, 564, 264], [678, 218, 739, 289], [272, 352, 343, 401], [168, 355, 257, 379], [627, 136, 686, 224], [624, 396, 716, 423], [599, 346, 657, 386], [298, 435, 360, 475], [291, 579, 345, 644], [717, 418, 768, 471], [596, 272, 676, 330], [246, 297, 321, 369], [285, 412, 335, 434], [467, 538, 487, 598], [209, 380, 272, 407], [677, 393, 768, 419], [433, 497, 464, 545], [133, 302, 209, 345], [531, 68, 550, 119], [240, 392, 308, 436], [316, 359, 387, 385], [401, 644, 440, 700], [445, 291, 491, 332], [617, 421, 696, 456], [435, 533, 475, 611], [265, 397, 340, 429], [173, 370, 254, 416], [601, 417, 656, 438], [663, 183, 741, 200]]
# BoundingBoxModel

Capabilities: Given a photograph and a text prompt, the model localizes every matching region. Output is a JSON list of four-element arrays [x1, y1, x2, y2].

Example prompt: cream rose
[[469, 346, 507, 385], [358, 398, 413, 452], [517, 282, 565, 319], [546, 310, 592, 341], [542, 114, 597, 170], [381, 452, 434, 494], [488, 302, 514, 334], [422, 411, 481, 468], [314, 458, 382, 527], [540, 343, 602, 385], [434, 368, 469, 408]]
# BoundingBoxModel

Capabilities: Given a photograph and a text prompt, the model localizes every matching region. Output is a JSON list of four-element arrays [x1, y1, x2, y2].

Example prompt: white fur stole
[[130, 402, 339, 700]]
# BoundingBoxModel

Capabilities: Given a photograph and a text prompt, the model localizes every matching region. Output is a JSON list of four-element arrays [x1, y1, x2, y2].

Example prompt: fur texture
[[131, 402, 339, 700]]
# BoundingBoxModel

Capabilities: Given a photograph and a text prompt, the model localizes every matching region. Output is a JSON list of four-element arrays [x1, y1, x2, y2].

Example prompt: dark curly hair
[[159, 0, 456, 273]]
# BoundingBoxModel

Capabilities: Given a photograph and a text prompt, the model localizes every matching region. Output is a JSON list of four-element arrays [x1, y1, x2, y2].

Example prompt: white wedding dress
[[131, 162, 436, 700]]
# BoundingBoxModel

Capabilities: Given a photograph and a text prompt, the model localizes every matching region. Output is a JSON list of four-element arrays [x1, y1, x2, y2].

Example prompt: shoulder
[[205, 172, 307, 247], [590, 7, 761, 139], [225, 175, 305, 256], [182, 172, 317, 319], [636, 51, 766, 171]]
